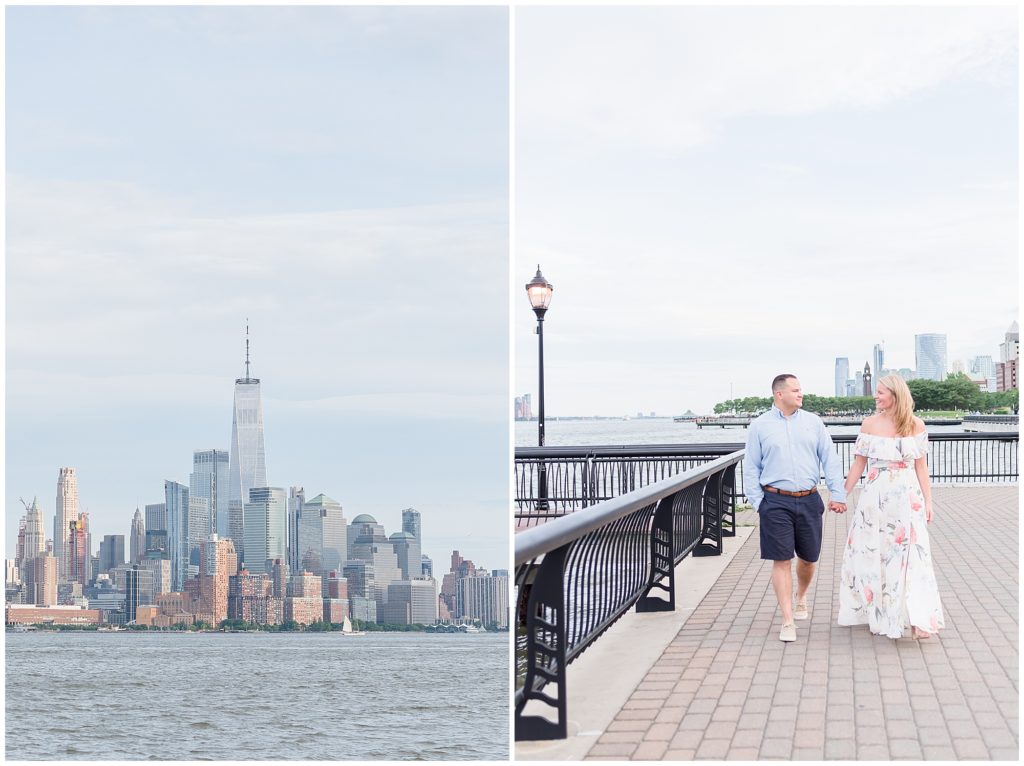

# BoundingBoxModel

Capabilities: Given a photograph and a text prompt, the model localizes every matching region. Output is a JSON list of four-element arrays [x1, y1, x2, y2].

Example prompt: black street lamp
[[525, 265, 553, 510]]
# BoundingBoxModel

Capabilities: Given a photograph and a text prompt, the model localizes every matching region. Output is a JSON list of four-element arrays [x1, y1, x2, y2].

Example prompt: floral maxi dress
[[837, 431, 944, 638]]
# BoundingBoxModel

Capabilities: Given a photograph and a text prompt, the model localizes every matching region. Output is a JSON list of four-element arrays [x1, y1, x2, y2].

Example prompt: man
[[744, 374, 846, 642]]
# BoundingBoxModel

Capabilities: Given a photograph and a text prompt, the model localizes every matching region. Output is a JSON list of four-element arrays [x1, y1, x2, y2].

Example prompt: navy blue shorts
[[758, 490, 825, 562]]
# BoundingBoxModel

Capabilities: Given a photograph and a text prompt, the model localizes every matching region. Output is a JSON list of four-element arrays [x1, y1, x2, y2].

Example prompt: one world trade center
[[228, 326, 268, 564]]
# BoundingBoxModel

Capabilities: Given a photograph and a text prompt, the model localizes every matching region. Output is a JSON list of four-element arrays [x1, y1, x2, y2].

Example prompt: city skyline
[[515, 5, 1017, 416], [7, 7, 509, 566]]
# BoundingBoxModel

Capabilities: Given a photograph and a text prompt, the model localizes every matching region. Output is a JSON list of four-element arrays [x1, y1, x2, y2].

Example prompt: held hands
[[828, 501, 847, 514]]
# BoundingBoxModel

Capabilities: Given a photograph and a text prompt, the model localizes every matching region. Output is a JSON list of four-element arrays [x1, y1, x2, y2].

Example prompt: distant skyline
[[515, 6, 1018, 416], [7, 7, 510, 566]]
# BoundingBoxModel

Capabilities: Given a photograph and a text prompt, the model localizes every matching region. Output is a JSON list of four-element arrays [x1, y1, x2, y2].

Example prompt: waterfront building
[[190, 449, 230, 539], [243, 487, 287, 574], [349, 515, 402, 610], [130, 508, 145, 565], [323, 598, 349, 624], [140, 558, 171, 596], [872, 344, 884, 394], [969, 355, 998, 392], [456, 572, 509, 629], [67, 515, 90, 588], [5, 604, 101, 626], [296, 494, 347, 577], [228, 328, 268, 564], [285, 596, 323, 625], [326, 571, 348, 600], [228, 568, 284, 625], [197, 534, 238, 625], [98, 535, 125, 575], [164, 481, 191, 591], [6, 559, 19, 587], [383, 578, 438, 625], [834, 358, 849, 397], [124, 566, 143, 622], [289, 571, 322, 599], [421, 555, 433, 578], [997, 321, 1020, 392], [915, 333, 948, 382], [389, 532, 420, 581], [287, 486, 305, 571], [26, 555, 58, 606], [350, 596, 377, 623], [271, 558, 288, 599], [342, 560, 375, 600], [54, 467, 80, 582], [110, 564, 155, 606]]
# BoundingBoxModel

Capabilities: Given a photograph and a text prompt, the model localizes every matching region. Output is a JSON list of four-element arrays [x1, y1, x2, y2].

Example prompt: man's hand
[[829, 501, 847, 513]]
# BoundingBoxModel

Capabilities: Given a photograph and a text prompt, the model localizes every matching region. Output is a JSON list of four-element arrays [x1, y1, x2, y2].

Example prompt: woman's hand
[[925, 499, 933, 524]]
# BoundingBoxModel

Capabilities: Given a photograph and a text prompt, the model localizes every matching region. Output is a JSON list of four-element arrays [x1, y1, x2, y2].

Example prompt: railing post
[[515, 545, 569, 741], [694, 472, 723, 557], [638, 494, 675, 612]]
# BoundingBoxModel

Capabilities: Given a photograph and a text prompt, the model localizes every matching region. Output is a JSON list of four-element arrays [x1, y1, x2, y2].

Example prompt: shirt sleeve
[[817, 419, 847, 504], [743, 420, 764, 511], [853, 433, 871, 458]]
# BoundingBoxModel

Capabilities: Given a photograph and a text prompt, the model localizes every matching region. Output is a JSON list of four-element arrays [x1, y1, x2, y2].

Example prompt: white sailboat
[[341, 616, 365, 636]]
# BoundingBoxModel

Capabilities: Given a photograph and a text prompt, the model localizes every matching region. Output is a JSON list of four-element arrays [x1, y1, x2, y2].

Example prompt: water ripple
[[7, 632, 509, 760]]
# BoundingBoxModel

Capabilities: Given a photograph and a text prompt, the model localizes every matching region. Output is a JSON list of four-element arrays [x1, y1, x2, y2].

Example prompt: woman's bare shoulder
[[859, 414, 882, 434], [912, 416, 927, 435]]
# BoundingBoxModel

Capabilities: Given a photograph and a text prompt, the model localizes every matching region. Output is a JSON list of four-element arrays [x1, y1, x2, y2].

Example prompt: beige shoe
[[794, 600, 809, 620], [780, 622, 796, 642]]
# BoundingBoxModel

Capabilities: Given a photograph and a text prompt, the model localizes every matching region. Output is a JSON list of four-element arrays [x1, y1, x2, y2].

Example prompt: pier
[[514, 435, 1019, 760]]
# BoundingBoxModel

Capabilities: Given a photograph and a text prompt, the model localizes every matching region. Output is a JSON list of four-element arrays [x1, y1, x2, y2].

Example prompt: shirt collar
[[771, 404, 801, 420]]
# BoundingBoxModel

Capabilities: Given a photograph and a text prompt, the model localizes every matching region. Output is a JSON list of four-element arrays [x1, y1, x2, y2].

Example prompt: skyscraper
[[98, 535, 125, 574], [872, 344, 885, 393], [287, 486, 305, 571], [130, 508, 145, 565], [834, 358, 849, 397], [165, 481, 190, 592], [191, 450, 230, 539], [296, 494, 347, 576], [68, 514, 90, 587], [389, 532, 421, 581], [228, 326, 268, 564], [19, 497, 46, 567], [54, 468, 79, 581], [997, 321, 1019, 392], [915, 334, 948, 382], [242, 487, 287, 574], [199, 534, 237, 625]]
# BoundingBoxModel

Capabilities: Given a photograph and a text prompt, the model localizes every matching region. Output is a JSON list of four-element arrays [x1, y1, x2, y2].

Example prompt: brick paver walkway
[[585, 486, 1019, 760]]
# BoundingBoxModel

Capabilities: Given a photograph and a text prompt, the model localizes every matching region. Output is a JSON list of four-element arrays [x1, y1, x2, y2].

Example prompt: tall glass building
[[872, 344, 885, 393], [165, 481, 190, 592], [243, 487, 286, 574], [915, 334, 948, 382], [834, 358, 849, 397], [54, 467, 79, 582], [296, 494, 347, 576], [228, 333, 268, 564], [191, 449, 230, 538]]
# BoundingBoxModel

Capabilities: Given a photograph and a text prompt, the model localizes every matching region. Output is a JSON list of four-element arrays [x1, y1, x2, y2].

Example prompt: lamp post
[[526, 265, 553, 510]]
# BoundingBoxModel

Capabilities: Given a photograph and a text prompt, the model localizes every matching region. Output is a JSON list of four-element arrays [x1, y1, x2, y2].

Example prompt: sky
[[515, 5, 1018, 417], [6, 6, 510, 567]]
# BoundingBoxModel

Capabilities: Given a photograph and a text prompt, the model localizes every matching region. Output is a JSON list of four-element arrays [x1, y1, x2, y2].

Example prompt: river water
[[5, 631, 509, 760], [516, 418, 970, 447]]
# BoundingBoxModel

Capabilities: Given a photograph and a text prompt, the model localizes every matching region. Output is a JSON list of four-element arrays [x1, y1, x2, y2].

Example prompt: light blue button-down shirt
[[743, 406, 846, 511]]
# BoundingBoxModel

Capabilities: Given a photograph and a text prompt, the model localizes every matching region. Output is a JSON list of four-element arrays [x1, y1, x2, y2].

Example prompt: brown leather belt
[[762, 485, 818, 498]]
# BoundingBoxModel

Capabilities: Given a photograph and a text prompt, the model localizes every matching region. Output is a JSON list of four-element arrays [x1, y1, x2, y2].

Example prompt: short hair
[[772, 374, 797, 393]]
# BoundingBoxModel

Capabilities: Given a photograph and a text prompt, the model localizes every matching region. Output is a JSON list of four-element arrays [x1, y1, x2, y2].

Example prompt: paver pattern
[[585, 486, 1019, 761]]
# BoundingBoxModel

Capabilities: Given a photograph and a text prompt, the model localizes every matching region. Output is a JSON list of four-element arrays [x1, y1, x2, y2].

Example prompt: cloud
[[518, 6, 1016, 155]]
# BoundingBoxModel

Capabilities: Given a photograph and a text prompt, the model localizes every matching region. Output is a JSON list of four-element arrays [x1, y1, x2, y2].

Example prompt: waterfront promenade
[[517, 485, 1018, 761]]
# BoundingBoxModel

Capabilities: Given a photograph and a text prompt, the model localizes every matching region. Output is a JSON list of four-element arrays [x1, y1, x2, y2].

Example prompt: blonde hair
[[878, 374, 916, 436]]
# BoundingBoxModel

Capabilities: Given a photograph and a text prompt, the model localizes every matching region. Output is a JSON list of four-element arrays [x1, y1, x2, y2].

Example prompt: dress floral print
[[838, 431, 944, 638]]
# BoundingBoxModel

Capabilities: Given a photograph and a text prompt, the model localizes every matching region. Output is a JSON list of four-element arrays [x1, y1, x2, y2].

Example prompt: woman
[[837, 374, 944, 639]]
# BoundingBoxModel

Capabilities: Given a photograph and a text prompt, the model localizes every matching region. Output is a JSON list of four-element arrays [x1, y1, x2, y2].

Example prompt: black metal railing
[[515, 432, 1018, 519], [514, 452, 742, 741]]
